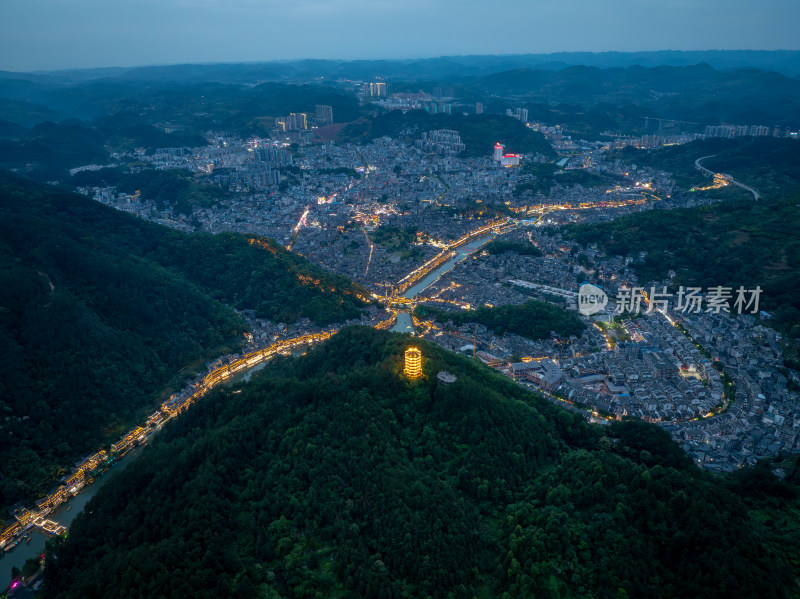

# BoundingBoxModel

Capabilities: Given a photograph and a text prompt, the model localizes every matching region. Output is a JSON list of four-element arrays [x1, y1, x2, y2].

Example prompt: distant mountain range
[[1, 52, 799, 134], [3, 50, 800, 84]]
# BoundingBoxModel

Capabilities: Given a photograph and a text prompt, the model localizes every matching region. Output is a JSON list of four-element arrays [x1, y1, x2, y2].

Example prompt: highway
[[695, 154, 760, 201]]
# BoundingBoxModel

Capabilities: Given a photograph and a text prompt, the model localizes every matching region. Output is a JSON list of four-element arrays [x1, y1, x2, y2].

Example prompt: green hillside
[[0, 80, 363, 137], [0, 171, 368, 506], [0, 81, 363, 180], [515, 162, 611, 195], [415, 299, 585, 340], [563, 137, 800, 348], [0, 121, 110, 181], [613, 137, 800, 193], [469, 64, 800, 127], [43, 327, 800, 598], [343, 111, 556, 158], [483, 239, 542, 257]]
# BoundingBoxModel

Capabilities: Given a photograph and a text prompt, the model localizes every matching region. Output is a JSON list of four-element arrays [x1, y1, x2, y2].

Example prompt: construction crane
[[446, 330, 478, 358]]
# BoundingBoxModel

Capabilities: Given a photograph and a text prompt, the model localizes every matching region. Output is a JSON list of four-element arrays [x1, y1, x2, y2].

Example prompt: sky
[[1, 0, 799, 72]]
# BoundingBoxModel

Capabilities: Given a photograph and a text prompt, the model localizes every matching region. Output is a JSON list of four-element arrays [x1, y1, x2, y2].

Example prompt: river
[[1, 445, 145, 590], [392, 232, 496, 333], [1, 343, 308, 590], [3, 233, 493, 588]]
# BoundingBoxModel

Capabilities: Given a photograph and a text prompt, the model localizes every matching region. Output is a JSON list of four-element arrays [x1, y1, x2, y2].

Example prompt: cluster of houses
[[1, 450, 109, 551]]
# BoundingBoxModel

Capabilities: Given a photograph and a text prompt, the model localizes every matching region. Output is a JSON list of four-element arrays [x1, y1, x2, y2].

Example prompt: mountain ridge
[[42, 327, 800, 599], [0, 171, 368, 506]]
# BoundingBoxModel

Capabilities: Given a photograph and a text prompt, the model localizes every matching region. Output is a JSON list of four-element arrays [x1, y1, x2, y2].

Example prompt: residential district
[[8, 97, 797, 555]]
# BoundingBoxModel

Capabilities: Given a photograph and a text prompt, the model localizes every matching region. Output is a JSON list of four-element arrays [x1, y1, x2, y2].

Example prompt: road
[[363, 228, 374, 275], [695, 155, 760, 201], [0, 203, 658, 586], [5, 218, 512, 557]]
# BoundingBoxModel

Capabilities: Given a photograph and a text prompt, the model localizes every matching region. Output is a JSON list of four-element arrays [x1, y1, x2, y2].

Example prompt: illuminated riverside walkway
[[0, 306, 404, 557], [171, 331, 336, 412], [0, 206, 655, 556], [0, 331, 338, 553], [395, 218, 517, 296], [4, 218, 503, 553]]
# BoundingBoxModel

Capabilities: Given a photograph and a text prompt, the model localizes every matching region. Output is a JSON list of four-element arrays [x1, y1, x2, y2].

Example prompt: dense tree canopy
[[0, 171, 367, 506], [563, 186, 800, 344], [343, 111, 556, 158], [43, 327, 800, 598], [483, 239, 542, 257], [416, 299, 586, 340]]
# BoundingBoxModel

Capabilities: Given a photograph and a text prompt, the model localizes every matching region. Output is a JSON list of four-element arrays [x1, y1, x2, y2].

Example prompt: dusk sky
[[2, 0, 799, 72]]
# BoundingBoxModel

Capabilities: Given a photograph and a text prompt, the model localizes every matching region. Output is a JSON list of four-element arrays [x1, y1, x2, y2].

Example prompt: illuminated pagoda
[[404, 347, 423, 379]]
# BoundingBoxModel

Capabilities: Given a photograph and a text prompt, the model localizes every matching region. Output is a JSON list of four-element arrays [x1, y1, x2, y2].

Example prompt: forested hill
[[44, 327, 800, 598], [0, 171, 368, 507], [342, 111, 556, 158], [415, 299, 586, 340], [561, 137, 800, 352]]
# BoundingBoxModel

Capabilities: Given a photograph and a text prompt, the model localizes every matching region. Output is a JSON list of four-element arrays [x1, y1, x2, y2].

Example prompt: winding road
[[695, 154, 760, 201]]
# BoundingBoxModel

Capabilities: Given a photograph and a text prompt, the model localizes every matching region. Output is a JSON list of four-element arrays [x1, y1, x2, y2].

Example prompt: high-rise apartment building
[[367, 82, 388, 97], [315, 104, 333, 124], [275, 113, 308, 131], [493, 143, 504, 161]]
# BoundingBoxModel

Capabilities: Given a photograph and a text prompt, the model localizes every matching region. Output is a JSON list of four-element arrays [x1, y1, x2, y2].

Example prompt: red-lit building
[[493, 143, 504, 161]]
